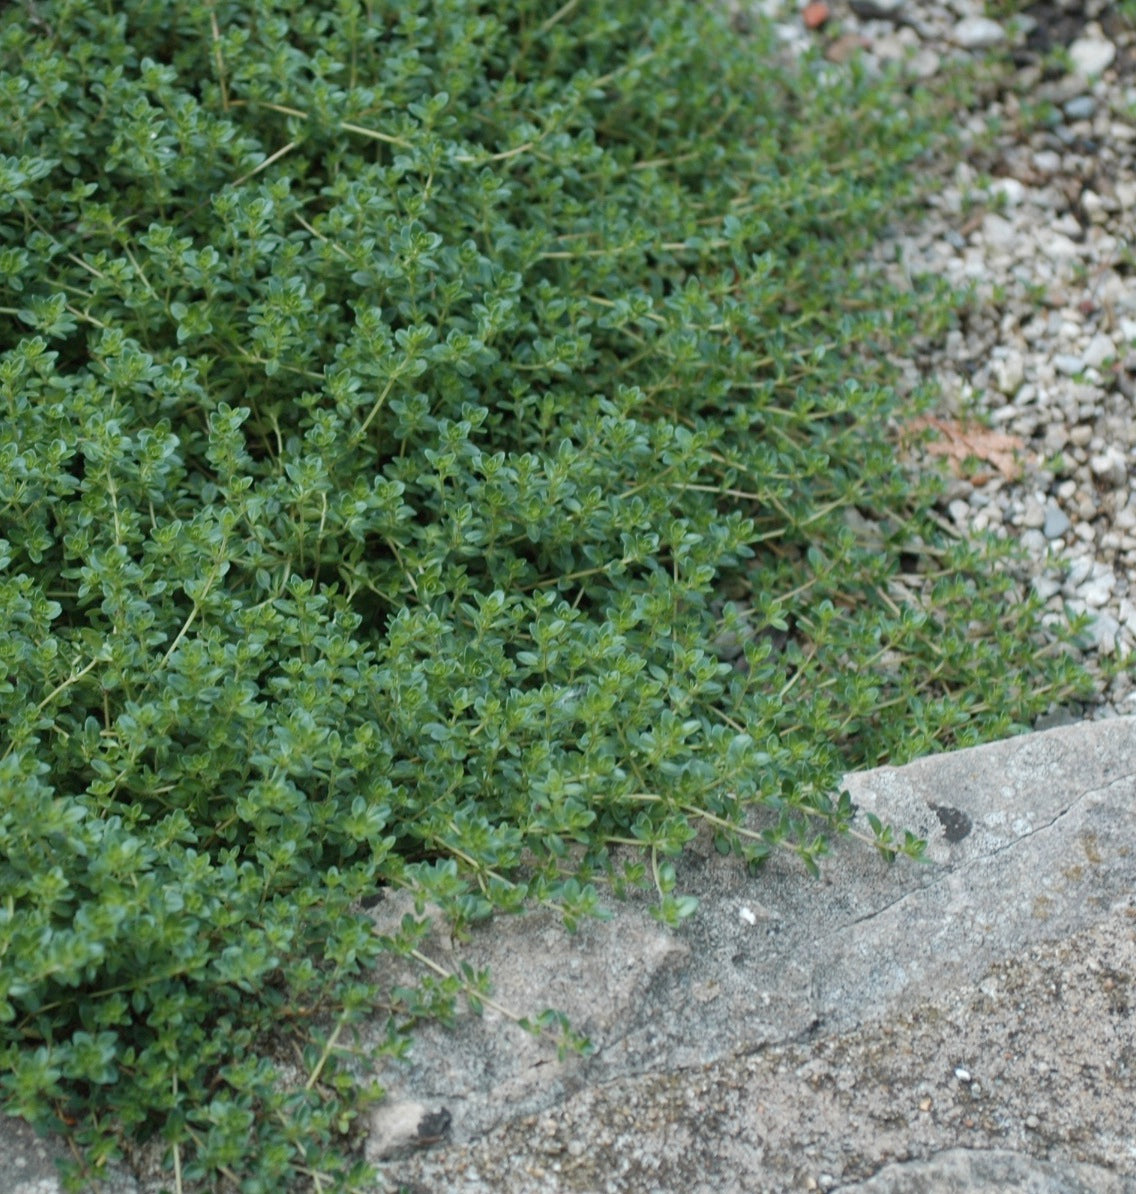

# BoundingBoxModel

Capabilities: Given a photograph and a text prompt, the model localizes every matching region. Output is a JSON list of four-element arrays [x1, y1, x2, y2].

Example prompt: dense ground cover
[[0, 1, 1090, 1188]]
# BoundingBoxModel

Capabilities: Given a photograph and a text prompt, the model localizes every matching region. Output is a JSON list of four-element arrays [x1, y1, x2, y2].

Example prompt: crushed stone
[[737, 0, 1136, 720]]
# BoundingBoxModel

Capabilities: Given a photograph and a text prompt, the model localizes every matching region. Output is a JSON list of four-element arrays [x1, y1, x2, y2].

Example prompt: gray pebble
[[1068, 36, 1116, 78], [1062, 96, 1097, 121], [1043, 503, 1072, 539], [1054, 354, 1086, 376], [1087, 610, 1121, 652], [1082, 575, 1116, 607], [848, 0, 906, 16], [1020, 496, 1046, 529], [1090, 447, 1128, 488], [951, 17, 1005, 50]]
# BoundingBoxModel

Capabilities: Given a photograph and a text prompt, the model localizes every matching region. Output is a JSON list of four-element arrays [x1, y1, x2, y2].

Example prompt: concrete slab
[[367, 714, 1136, 1191], [3, 715, 1134, 1192], [836, 1148, 1136, 1193]]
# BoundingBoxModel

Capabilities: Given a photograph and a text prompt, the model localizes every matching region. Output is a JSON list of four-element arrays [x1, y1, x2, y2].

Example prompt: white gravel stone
[[1020, 496, 1046, 529], [1116, 181, 1136, 210], [952, 17, 1004, 49], [1120, 599, 1136, 635], [1081, 569, 1116, 608], [981, 213, 1016, 250], [1054, 354, 1086, 376], [1082, 333, 1117, 369], [993, 350, 1025, 395], [1033, 576, 1062, 601], [1040, 233, 1080, 261], [908, 48, 943, 79], [1064, 557, 1093, 591], [1032, 149, 1062, 174], [1068, 35, 1116, 79], [1090, 446, 1129, 488], [1087, 610, 1121, 653], [991, 178, 1026, 206]]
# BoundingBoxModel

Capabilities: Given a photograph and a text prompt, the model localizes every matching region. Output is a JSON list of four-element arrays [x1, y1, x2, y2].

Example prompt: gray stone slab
[[369, 715, 1136, 1190], [835, 1148, 1136, 1193]]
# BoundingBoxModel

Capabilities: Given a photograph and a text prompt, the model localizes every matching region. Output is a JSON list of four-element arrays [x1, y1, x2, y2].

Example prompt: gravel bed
[[739, 0, 1136, 720]]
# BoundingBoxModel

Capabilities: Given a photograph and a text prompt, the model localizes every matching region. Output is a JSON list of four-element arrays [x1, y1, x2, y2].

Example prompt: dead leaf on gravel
[[904, 416, 1026, 482], [825, 33, 871, 63]]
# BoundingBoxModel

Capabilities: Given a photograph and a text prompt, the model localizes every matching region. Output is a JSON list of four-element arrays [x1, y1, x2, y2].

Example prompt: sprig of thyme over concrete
[[0, 0, 1089, 1189]]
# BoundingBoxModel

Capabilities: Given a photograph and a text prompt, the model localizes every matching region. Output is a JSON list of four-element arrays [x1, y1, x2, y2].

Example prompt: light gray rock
[[990, 177, 1025, 206], [951, 16, 1004, 49], [907, 47, 942, 79], [1090, 445, 1128, 488], [1080, 565, 1115, 606], [1019, 494, 1045, 528], [1083, 331, 1117, 369], [1040, 231, 1081, 260], [835, 1148, 1136, 1193], [992, 347, 1025, 394], [365, 1099, 453, 1161], [1085, 608, 1121, 652], [370, 717, 1136, 1192], [1043, 501, 1072, 539], [1064, 553, 1095, 589], [1054, 353, 1086, 375], [980, 212, 1016, 253], [1068, 35, 1116, 78], [1063, 95, 1098, 121], [1032, 573, 1062, 600]]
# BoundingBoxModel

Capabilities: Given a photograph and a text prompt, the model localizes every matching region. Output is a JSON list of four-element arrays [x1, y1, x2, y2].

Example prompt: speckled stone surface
[[368, 717, 1136, 1193]]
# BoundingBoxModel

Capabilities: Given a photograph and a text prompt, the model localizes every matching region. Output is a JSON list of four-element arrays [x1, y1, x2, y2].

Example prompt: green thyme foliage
[[0, 0, 1088, 1188]]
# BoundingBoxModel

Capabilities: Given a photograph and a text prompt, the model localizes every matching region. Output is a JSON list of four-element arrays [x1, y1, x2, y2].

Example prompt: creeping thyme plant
[[0, 0, 1090, 1188]]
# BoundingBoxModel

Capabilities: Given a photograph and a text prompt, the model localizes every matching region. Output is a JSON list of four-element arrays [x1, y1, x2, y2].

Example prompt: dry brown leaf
[[824, 33, 871, 63], [905, 416, 1026, 482]]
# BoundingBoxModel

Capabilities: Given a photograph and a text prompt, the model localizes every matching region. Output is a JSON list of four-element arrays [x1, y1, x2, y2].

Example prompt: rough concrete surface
[[367, 715, 1136, 1192], [3, 716, 1134, 1193], [835, 1148, 1136, 1193]]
